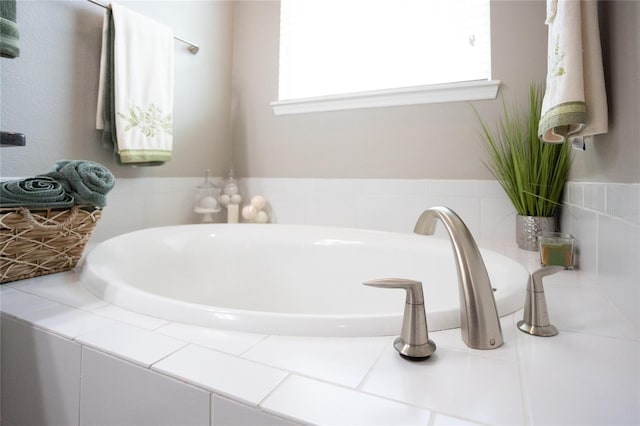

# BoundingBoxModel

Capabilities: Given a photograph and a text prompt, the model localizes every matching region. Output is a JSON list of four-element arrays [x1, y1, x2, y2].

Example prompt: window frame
[[271, 80, 500, 115], [272, 0, 498, 115]]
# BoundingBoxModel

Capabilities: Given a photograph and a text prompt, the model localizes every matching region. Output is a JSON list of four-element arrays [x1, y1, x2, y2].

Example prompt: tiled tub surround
[[93, 177, 520, 242], [1, 178, 638, 425], [561, 182, 640, 332], [1, 246, 638, 426]]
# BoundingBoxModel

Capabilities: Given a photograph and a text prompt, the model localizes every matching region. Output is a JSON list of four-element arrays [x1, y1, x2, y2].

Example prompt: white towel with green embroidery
[[110, 2, 174, 163], [539, 0, 607, 144]]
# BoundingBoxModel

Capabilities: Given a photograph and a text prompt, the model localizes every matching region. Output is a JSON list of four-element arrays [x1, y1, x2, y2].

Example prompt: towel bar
[[87, 0, 199, 54]]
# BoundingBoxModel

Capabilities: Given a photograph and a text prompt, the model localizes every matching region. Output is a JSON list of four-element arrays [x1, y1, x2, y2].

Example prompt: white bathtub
[[82, 224, 528, 337]]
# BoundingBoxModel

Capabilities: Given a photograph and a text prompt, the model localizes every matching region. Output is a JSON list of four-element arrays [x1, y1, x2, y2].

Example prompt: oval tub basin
[[82, 224, 528, 337]]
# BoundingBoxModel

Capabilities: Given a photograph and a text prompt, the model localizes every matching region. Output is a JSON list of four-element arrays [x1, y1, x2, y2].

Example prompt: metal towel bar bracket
[[87, 0, 200, 54]]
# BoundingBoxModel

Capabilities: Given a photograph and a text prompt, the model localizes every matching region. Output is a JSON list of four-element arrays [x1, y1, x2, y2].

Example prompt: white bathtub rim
[[82, 224, 527, 337]]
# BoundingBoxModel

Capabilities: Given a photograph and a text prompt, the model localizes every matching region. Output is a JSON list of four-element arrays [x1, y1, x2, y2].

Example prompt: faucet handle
[[529, 265, 564, 292], [363, 278, 424, 304], [363, 278, 436, 360], [517, 266, 563, 337]]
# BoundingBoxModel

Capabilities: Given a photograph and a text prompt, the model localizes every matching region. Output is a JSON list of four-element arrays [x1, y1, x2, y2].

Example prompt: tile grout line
[[354, 338, 392, 391], [77, 344, 84, 425]]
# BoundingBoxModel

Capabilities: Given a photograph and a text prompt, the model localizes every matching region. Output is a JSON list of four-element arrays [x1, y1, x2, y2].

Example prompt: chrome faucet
[[414, 206, 503, 350]]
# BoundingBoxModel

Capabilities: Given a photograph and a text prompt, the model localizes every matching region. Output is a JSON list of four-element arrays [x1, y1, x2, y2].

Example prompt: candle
[[539, 232, 574, 269], [227, 203, 239, 224]]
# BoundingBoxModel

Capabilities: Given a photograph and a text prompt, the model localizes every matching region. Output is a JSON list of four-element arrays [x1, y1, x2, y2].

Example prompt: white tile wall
[[80, 347, 210, 426], [238, 178, 511, 239], [1, 316, 82, 426], [597, 215, 640, 326], [90, 177, 218, 242], [211, 396, 296, 426], [606, 183, 640, 225], [561, 182, 640, 331]]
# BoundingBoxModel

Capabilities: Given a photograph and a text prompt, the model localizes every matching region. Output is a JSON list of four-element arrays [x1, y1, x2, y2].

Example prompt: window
[[272, 0, 499, 115]]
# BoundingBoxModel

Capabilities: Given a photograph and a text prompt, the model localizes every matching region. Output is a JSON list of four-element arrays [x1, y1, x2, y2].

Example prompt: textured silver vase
[[516, 215, 556, 251]]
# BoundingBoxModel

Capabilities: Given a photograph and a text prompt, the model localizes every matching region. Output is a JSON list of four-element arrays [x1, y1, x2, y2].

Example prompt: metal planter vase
[[516, 215, 556, 251]]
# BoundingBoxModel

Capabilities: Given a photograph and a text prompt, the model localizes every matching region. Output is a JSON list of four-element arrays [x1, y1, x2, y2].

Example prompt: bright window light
[[278, 0, 491, 101]]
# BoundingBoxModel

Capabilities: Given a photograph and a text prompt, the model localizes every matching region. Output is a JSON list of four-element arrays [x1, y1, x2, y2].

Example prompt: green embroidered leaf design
[[550, 36, 566, 78], [117, 103, 173, 138]]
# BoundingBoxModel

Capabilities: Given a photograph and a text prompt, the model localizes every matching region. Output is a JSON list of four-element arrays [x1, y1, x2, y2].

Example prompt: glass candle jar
[[194, 169, 221, 222], [538, 232, 575, 269]]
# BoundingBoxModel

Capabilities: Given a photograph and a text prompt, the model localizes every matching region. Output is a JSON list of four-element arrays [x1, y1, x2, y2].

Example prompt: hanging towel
[[39, 160, 115, 208], [538, 0, 608, 144], [0, 0, 19, 58], [96, 2, 174, 165]]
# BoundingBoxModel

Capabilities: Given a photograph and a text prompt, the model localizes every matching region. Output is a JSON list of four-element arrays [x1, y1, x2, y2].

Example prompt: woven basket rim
[[0, 205, 100, 212], [1, 206, 103, 284]]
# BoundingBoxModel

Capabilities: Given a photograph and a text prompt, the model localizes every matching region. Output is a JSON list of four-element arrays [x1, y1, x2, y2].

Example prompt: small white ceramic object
[[251, 195, 267, 210], [242, 205, 257, 220]]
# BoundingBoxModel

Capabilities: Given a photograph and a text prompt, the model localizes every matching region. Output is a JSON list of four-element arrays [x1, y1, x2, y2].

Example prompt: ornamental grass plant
[[476, 84, 571, 218]]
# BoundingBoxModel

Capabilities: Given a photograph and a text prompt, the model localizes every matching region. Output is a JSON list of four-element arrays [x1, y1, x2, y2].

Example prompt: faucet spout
[[414, 206, 503, 349]]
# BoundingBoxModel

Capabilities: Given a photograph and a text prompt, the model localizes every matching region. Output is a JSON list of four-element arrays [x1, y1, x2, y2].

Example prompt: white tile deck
[[242, 335, 391, 388], [75, 321, 188, 367], [2, 260, 638, 425], [156, 322, 266, 355], [261, 375, 432, 425], [152, 344, 288, 406]]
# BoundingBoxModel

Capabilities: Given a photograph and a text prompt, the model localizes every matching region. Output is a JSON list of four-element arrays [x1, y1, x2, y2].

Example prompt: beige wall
[[570, 0, 640, 183], [231, 0, 639, 183], [2, 1, 636, 183], [1, 1, 234, 178], [230, 0, 549, 179]]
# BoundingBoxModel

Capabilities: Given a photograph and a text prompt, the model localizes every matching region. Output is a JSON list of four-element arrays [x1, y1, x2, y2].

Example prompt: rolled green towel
[[40, 160, 115, 208], [0, 177, 75, 209], [0, 0, 19, 58]]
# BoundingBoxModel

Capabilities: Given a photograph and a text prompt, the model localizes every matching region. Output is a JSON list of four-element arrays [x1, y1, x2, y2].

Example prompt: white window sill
[[271, 80, 501, 115]]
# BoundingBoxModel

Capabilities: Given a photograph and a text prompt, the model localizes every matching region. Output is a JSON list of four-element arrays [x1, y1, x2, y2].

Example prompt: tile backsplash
[[561, 182, 640, 329], [90, 177, 639, 330]]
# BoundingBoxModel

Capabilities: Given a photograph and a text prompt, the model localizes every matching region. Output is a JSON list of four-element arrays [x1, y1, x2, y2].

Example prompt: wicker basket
[[0, 206, 102, 284]]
